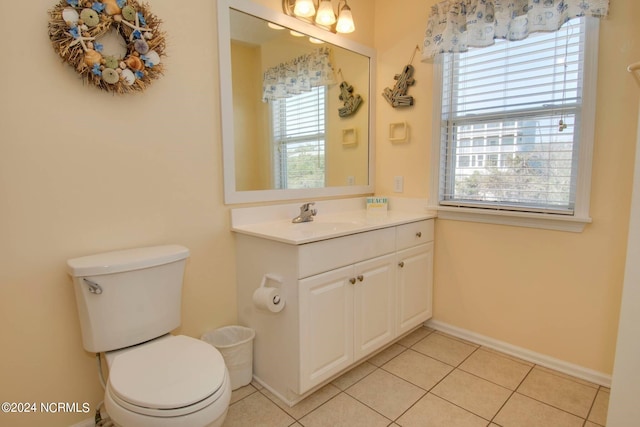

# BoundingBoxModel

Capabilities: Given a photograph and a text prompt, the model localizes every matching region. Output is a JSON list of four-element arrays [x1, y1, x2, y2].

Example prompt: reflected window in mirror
[[272, 86, 327, 189]]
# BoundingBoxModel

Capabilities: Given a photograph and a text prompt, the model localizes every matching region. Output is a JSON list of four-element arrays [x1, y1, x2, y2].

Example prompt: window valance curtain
[[421, 0, 609, 59], [262, 47, 336, 102]]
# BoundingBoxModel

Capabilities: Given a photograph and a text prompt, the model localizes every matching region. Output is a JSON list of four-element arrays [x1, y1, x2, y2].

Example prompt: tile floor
[[222, 327, 610, 427]]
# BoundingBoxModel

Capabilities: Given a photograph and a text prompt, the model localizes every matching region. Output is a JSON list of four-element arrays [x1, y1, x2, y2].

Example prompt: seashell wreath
[[48, 0, 166, 94]]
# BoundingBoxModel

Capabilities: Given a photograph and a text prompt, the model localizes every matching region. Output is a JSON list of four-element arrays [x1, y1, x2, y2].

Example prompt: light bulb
[[293, 0, 316, 18], [336, 4, 355, 33], [267, 22, 285, 30], [315, 0, 336, 26]]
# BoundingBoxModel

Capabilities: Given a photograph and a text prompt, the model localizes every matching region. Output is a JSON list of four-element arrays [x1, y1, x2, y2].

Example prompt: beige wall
[[0, 0, 636, 426], [374, 0, 640, 375], [0, 1, 232, 426], [0, 1, 373, 426]]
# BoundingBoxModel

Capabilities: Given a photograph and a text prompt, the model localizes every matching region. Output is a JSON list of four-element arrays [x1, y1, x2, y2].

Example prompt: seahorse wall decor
[[383, 45, 420, 108], [383, 64, 415, 108], [338, 80, 363, 117]]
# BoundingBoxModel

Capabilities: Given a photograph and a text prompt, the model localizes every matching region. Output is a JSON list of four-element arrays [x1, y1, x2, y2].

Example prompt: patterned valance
[[262, 47, 336, 102], [422, 0, 609, 59]]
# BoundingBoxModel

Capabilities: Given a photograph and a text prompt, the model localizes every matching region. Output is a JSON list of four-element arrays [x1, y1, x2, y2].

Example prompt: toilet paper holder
[[253, 274, 286, 312], [259, 273, 282, 289]]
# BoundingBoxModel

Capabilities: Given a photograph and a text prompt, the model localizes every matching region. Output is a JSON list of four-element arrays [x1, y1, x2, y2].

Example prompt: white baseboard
[[426, 319, 612, 388]]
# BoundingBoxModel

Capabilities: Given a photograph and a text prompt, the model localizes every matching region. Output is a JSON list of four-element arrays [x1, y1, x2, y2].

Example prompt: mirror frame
[[217, 0, 376, 204]]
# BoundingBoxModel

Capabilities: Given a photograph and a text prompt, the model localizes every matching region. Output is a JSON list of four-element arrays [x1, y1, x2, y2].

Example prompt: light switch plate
[[394, 176, 404, 193]]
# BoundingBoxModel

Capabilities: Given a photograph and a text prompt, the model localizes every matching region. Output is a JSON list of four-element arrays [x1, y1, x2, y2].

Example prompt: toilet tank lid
[[67, 245, 190, 277]]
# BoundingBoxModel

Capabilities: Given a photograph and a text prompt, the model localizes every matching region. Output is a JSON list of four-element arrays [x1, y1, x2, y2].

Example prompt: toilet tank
[[67, 245, 190, 353]]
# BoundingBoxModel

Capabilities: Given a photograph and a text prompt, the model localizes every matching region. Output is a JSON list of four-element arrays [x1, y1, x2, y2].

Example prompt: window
[[431, 17, 599, 232], [271, 86, 326, 189]]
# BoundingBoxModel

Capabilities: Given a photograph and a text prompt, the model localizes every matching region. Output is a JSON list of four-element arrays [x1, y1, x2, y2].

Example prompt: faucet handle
[[301, 202, 316, 212]]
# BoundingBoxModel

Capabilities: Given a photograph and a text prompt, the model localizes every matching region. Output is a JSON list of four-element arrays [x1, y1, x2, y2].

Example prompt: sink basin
[[265, 219, 365, 235], [232, 217, 367, 244], [291, 221, 362, 233]]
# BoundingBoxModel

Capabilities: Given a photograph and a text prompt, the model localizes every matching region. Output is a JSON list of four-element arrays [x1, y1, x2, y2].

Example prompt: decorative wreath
[[48, 0, 166, 94]]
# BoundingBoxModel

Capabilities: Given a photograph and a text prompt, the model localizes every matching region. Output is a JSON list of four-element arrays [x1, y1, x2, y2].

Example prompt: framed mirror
[[217, 0, 376, 204]]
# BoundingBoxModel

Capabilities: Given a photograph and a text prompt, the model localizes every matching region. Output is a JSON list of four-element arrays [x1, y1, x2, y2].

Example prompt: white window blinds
[[271, 86, 326, 189], [439, 18, 586, 215]]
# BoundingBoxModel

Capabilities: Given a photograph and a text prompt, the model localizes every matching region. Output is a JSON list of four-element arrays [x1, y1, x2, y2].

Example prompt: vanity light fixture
[[315, 0, 336, 26], [282, 0, 355, 34], [335, 2, 355, 33], [293, 0, 316, 17]]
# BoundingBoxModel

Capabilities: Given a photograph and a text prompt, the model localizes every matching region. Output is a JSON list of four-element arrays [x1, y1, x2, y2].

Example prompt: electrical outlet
[[347, 176, 355, 185], [393, 176, 404, 193]]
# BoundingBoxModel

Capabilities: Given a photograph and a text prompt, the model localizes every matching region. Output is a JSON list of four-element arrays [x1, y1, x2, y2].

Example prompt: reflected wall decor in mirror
[[217, 0, 376, 204]]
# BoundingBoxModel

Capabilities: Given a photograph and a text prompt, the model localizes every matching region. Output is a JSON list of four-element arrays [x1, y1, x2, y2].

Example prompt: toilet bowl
[[103, 335, 231, 427]]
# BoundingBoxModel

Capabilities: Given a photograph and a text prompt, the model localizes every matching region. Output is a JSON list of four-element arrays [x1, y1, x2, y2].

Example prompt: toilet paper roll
[[252, 287, 285, 313]]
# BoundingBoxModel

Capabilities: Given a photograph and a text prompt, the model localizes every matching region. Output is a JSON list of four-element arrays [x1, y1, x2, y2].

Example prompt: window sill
[[433, 205, 591, 232]]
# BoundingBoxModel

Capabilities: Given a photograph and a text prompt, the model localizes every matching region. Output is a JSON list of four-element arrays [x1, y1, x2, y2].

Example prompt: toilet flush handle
[[83, 278, 103, 295]]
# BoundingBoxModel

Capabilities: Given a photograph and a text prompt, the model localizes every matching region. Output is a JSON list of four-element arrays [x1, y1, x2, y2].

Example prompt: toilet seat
[[107, 335, 227, 417]]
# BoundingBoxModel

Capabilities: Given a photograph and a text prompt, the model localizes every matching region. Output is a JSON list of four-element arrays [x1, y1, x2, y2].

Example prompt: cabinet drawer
[[298, 227, 396, 278], [396, 220, 434, 250]]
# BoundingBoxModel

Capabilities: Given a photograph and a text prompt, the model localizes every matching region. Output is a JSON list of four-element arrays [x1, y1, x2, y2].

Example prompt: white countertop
[[230, 198, 436, 245]]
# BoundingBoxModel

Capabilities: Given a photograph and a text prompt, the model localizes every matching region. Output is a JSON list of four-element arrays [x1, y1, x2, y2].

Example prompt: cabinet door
[[299, 265, 354, 393], [397, 243, 434, 336], [354, 254, 396, 361]]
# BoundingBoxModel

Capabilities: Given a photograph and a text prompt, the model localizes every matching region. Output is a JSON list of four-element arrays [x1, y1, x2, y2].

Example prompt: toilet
[[67, 245, 231, 427]]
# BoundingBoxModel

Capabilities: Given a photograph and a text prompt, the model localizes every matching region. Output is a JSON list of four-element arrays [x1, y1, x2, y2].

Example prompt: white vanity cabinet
[[299, 252, 396, 392], [396, 221, 435, 336], [234, 217, 434, 406]]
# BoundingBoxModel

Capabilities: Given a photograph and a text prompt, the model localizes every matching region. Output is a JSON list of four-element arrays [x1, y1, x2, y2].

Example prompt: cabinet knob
[[416, 231, 422, 238], [357, 275, 364, 282], [398, 261, 405, 268], [349, 278, 356, 284]]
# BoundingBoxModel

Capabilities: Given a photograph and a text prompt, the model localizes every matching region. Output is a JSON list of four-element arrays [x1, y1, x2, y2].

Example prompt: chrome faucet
[[292, 202, 317, 223]]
